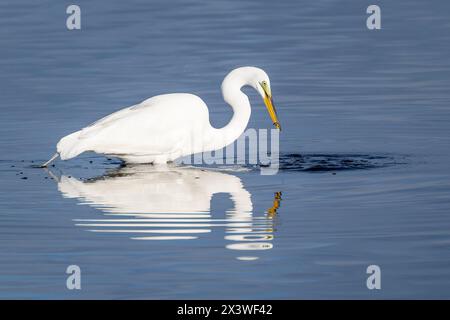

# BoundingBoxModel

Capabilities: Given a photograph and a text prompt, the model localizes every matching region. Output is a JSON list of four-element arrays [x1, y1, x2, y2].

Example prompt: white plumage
[[42, 66, 280, 166]]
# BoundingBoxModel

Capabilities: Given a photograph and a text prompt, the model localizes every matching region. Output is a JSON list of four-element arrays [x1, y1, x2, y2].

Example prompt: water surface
[[1, 0, 450, 299]]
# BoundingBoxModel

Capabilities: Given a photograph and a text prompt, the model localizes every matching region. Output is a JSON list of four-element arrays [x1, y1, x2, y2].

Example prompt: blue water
[[1, 0, 450, 299]]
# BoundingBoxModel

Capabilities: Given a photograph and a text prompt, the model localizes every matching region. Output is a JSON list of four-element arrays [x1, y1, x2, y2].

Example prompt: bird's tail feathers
[[57, 131, 85, 160]]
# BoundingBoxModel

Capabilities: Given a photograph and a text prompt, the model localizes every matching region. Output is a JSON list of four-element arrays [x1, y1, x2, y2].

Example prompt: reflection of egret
[[42, 67, 280, 167], [267, 192, 282, 218], [53, 165, 281, 259]]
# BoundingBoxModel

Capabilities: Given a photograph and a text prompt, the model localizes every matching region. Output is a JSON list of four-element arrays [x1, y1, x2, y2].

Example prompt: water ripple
[[277, 153, 404, 172]]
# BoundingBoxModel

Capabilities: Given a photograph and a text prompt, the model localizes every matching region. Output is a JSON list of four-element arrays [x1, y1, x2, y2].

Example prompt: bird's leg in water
[[40, 153, 59, 168]]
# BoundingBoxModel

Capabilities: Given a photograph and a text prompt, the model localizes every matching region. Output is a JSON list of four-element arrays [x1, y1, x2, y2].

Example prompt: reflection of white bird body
[[42, 67, 280, 167], [54, 166, 280, 257], [59, 166, 253, 215]]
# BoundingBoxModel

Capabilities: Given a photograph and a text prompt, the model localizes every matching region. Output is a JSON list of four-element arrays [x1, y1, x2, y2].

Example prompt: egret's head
[[223, 66, 281, 130], [254, 73, 281, 131]]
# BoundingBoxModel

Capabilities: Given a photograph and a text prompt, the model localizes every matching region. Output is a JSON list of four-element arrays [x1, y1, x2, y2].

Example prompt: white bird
[[42, 66, 280, 167]]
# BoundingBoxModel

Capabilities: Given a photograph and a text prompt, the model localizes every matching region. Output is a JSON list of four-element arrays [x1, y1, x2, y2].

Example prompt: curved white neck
[[203, 68, 258, 152]]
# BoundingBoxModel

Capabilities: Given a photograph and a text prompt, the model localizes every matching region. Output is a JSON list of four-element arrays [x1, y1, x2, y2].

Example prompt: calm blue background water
[[1, 0, 450, 299]]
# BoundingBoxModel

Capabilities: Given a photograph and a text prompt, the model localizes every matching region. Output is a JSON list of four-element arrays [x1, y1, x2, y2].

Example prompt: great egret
[[42, 66, 280, 167]]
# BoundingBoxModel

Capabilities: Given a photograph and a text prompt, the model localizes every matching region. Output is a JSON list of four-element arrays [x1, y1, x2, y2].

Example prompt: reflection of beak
[[264, 95, 281, 130], [267, 191, 282, 218]]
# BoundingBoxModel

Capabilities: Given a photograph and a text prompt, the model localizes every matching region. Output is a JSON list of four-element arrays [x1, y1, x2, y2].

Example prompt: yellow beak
[[264, 95, 281, 130]]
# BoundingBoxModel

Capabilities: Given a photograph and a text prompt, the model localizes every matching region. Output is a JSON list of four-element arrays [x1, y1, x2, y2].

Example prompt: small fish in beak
[[260, 81, 281, 130]]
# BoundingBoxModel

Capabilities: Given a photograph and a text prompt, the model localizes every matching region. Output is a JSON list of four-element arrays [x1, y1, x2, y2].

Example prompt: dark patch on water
[[277, 153, 403, 172], [0, 153, 405, 180]]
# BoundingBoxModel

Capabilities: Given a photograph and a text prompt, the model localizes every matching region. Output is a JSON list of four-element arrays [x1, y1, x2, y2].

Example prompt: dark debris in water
[[2, 154, 405, 179], [278, 153, 402, 172]]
